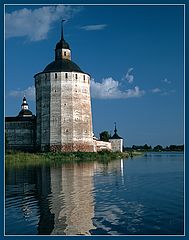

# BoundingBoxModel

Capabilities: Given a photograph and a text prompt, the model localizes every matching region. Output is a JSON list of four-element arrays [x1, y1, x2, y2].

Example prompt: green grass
[[5, 151, 130, 168]]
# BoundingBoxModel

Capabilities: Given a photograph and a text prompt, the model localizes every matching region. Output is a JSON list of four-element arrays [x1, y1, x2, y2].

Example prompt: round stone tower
[[34, 21, 94, 152]]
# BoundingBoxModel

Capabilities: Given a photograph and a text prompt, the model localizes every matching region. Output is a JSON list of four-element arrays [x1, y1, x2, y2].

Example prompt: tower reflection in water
[[5, 159, 124, 235], [49, 162, 97, 235], [49, 159, 124, 235]]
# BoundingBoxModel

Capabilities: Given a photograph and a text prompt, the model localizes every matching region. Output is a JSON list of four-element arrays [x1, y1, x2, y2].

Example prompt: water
[[5, 152, 184, 235]]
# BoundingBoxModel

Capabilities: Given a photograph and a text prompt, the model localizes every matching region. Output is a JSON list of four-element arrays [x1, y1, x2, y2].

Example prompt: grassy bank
[[5, 151, 131, 167]]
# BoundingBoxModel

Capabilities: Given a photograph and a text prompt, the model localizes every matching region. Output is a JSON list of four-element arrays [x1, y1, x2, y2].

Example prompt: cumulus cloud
[[150, 87, 176, 96], [9, 85, 35, 100], [124, 68, 134, 83], [91, 77, 145, 99], [9, 78, 145, 101], [80, 24, 107, 31], [5, 5, 81, 41], [162, 78, 171, 84], [151, 88, 161, 93], [161, 89, 176, 96]]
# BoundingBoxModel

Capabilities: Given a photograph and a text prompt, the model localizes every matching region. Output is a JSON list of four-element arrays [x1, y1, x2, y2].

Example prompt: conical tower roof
[[109, 122, 123, 139]]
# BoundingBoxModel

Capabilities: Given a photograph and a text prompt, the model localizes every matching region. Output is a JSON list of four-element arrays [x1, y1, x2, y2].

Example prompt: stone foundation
[[50, 143, 94, 152]]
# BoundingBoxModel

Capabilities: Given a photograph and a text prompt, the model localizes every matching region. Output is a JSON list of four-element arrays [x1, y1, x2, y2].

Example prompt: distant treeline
[[125, 144, 184, 152]]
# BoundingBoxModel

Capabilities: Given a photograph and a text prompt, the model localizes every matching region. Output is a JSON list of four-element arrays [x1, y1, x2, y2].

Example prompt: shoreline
[[5, 147, 183, 167], [5, 152, 129, 166], [5, 150, 183, 167], [5, 151, 134, 167]]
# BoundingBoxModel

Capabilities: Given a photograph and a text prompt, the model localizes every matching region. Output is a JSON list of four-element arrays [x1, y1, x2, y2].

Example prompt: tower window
[[55, 73, 57, 79], [65, 73, 68, 79], [64, 51, 66, 56], [75, 74, 78, 79], [83, 75, 85, 82]]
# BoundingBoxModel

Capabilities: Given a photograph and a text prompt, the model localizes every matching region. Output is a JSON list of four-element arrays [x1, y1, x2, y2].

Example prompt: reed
[[5, 151, 130, 168]]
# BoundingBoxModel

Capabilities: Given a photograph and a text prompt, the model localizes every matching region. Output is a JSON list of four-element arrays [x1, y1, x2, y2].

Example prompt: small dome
[[22, 102, 28, 107], [109, 133, 123, 139], [56, 39, 70, 50], [18, 109, 33, 117], [43, 59, 84, 73]]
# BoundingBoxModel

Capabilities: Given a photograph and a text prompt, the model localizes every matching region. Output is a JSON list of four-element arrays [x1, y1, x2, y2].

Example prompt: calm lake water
[[5, 152, 184, 235]]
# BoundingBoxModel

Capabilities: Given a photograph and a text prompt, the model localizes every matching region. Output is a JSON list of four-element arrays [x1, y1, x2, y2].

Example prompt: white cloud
[[91, 77, 145, 99], [80, 24, 107, 31], [150, 87, 176, 96], [5, 6, 81, 41], [9, 85, 35, 100], [9, 78, 145, 101], [125, 68, 134, 83], [161, 89, 176, 96], [151, 88, 161, 93], [162, 78, 171, 84]]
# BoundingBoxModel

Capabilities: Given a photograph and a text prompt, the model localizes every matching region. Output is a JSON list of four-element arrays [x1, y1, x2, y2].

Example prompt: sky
[[5, 4, 184, 147]]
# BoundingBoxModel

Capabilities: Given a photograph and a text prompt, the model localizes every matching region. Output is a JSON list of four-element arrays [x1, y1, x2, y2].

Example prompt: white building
[[109, 123, 123, 152]]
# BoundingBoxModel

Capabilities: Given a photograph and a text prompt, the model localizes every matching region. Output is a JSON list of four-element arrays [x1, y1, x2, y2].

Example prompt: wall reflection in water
[[5, 166, 54, 235]]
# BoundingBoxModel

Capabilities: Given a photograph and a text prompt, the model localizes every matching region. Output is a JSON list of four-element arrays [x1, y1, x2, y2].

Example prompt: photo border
[[2, 2, 188, 239]]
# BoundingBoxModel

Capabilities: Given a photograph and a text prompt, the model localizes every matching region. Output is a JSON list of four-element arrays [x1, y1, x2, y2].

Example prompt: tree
[[143, 144, 152, 150], [132, 145, 137, 150], [169, 145, 184, 151], [165, 146, 170, 151], [154, 145, 163, 151], [169, 145, 177, 151], [99, 131, 110, 142]]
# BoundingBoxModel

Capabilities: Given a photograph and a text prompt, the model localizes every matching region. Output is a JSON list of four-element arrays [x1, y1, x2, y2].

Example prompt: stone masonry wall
[[35, 71, 94, 152], [109, 139, 123, 152], [35, 73, 51, 151], [5, 119, 36, 151]]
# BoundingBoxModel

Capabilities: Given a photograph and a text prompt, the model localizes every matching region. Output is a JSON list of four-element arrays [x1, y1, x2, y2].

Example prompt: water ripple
[[5, 154, 184, 235]]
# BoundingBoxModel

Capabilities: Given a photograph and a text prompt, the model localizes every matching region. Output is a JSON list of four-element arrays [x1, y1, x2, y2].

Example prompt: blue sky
[[5, 4, 184, 147]]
